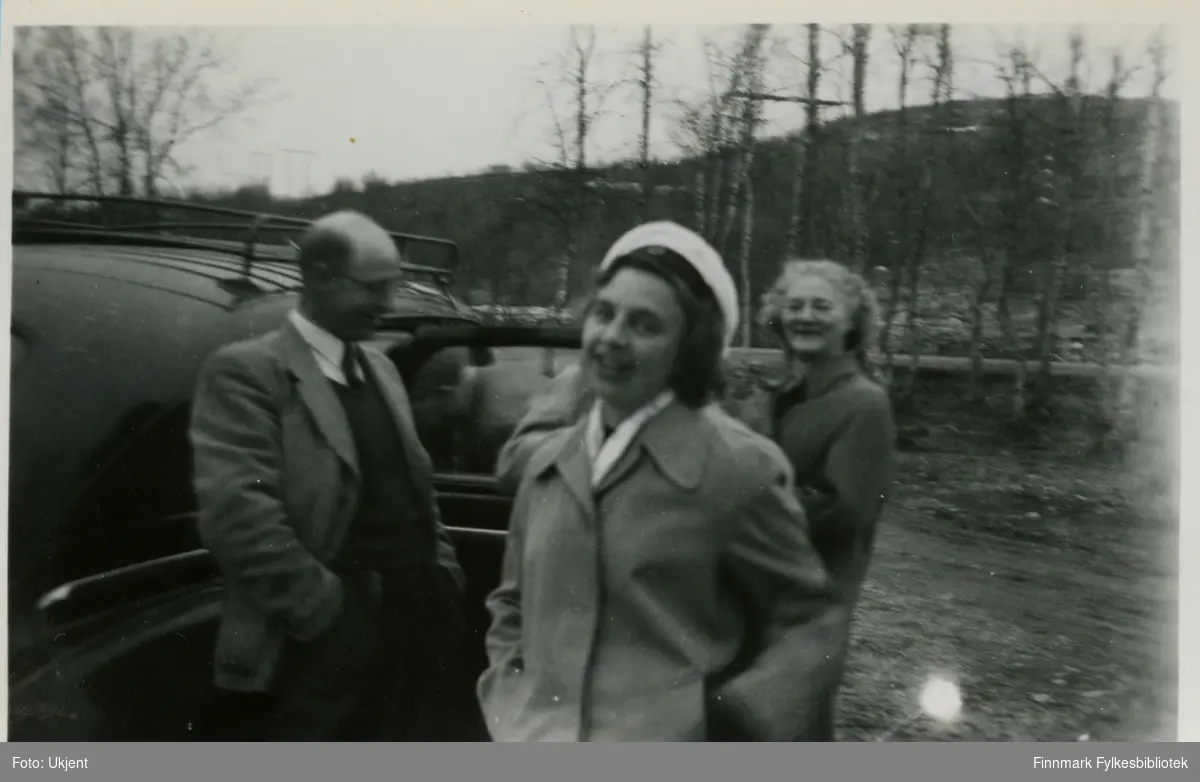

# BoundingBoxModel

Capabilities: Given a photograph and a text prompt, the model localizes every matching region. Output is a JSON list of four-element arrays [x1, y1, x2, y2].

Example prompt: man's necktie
[[342, 342, 363, 389]]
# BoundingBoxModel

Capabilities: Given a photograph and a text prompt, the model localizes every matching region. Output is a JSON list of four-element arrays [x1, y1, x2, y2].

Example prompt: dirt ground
[[724, 366, 1180, 742], [836, 447, 1177, 742]]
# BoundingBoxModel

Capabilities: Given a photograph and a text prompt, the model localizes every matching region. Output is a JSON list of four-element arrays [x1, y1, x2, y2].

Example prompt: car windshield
[[391, 279, 450, 309]]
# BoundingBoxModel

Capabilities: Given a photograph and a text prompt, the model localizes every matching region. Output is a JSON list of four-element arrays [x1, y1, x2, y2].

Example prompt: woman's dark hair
[[587, 246, 727, 408]]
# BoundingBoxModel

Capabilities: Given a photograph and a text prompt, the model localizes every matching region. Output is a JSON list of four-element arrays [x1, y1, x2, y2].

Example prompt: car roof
[[8, 242, 475, 615], [11, 242, 472, 314]]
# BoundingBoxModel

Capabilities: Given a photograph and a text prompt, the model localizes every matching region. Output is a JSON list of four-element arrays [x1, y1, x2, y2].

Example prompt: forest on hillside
[[14, 24, 1180, 425], [202, 92, 1179, 310], [192, 27, 1179, 385]]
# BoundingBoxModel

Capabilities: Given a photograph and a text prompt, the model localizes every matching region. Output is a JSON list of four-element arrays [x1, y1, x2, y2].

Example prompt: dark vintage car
[[8, 192, 581, 741]]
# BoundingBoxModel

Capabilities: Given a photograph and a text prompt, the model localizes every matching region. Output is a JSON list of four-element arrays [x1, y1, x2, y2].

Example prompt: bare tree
[[14, 27, 275, 198], [633, 26, 663, 218], [737, 178, 757, 347], [718, 25, 771, 256], [671, 32, 766, 246], [784, 24, 823, 256], [990, 43, 1039, 420], [1029, 29, 1087, 407], [668, 39, 729, 233], [877, 24, 921, 385], [1108, 28, 1170, 439], [571, 26, 597, 176], [956, 41, 1004, 401], [963, 196, 1001, 401], [524, 25, 621, 309], [13, 43, 77, 193], [705, 41, 750, 244], [674, 38, 743, 242], [898, 24, 954, 400], [1091, 51, 1140, 422], [724, 25, 771, 347], [845, 24, 872, 271]]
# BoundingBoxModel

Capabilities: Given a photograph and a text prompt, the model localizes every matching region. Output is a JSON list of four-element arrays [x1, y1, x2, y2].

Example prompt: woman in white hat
[[477, 222, 847, 741]]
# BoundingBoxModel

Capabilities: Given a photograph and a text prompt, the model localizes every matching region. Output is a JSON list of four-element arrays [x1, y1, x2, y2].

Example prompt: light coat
[[480, 375, 848, 741], [189, 321, 464, 693]]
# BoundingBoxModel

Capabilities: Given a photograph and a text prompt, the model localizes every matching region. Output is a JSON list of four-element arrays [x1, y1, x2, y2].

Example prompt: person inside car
[[189, 210, 472, 741], [477, 221, 847, 741]]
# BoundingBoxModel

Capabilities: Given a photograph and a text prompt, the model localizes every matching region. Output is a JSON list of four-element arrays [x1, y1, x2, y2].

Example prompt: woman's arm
[[494, 362, 592, 492], [482, 519, 525, 668], [477, 497, 529, 724], [710, 449, 850, 741], [798, 393, 896, 579]]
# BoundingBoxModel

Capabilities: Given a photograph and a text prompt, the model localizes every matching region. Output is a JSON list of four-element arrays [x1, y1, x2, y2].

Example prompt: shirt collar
[[288, 309, 346, 368], [584, 390, 675, 487]]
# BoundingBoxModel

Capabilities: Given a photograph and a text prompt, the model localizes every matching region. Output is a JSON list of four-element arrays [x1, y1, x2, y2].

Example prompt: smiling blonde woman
[[757, 258, 898, 741]]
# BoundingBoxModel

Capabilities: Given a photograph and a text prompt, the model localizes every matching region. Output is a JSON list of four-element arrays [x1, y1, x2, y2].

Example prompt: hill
[[190, 95, 1177, 308]]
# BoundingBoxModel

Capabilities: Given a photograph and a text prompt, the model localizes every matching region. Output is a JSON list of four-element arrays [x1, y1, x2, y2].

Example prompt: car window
[[407, 345, 579, 475]]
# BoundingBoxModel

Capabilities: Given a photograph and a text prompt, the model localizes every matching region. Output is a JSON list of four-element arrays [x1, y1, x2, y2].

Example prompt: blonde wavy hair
[[756, 259, 882, 376]]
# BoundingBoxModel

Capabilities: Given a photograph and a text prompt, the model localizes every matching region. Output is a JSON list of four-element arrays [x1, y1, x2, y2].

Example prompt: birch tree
[[784, 23, 823, 256], [1091, 51, 1140, 416], [877, 24, 922, 385], [728, 26, 771, 347], [523, 25, 618, 309], [992, 44, 1037, 419], [634, 26, 661, 219], [963, 195, 1001, 401], [845, 24, 872, 271], [13, 43, 77, 193], [898, 24, 954, 401], [14, 27, 273, 198], [671, 38, 738, 241], [673, 31, 769, 247], [737, 178, 758, 347], [1030, 29, 1086, 407], [668, 41, 720, 231], [718, 24, 771, 256], [1107, 28, 1170, 439]]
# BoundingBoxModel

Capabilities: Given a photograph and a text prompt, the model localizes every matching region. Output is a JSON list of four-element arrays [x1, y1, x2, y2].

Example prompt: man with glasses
[[190, 210, 471, 740]]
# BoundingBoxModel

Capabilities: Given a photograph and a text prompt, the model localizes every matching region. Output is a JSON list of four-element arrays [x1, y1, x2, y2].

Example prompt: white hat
[[599, 221, 739, 351]]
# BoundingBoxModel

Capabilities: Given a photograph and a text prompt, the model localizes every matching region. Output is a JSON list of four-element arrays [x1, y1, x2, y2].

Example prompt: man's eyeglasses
[[342, 275, 402, 297]]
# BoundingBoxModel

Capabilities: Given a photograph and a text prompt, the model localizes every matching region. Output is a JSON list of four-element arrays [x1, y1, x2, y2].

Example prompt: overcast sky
[[157, 23, 1177, 198]]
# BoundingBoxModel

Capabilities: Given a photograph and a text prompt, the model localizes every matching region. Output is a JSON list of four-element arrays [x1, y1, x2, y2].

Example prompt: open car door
[[384, 322, 584, 705]]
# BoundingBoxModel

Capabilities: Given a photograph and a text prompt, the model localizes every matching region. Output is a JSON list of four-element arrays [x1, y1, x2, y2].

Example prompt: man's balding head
[[295, 210, 405, 341], [296, 210, 404, 284]]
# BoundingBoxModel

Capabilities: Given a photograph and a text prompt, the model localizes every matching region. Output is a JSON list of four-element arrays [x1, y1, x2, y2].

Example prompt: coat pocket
[[585, 674, 707, 741], [214, 593, 284, 689], [477, 656, 533, 739]]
